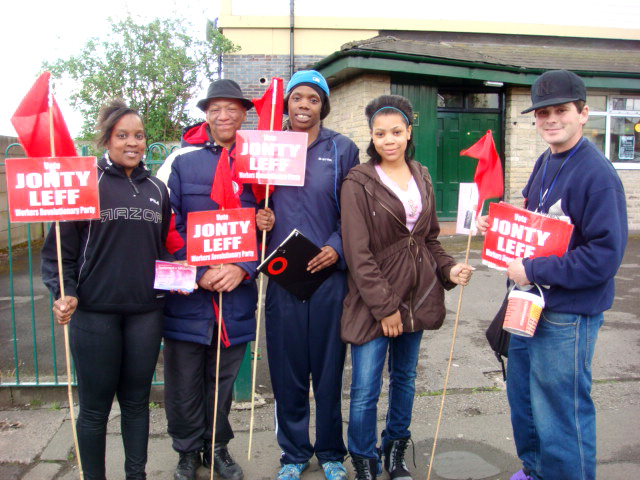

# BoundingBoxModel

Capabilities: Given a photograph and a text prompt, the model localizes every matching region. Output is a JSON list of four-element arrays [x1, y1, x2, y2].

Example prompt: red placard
[[482, 202, 574, 270], [235, 130, 307, 186], [5, 157, 100, 222], [186, 208, 258, 266]]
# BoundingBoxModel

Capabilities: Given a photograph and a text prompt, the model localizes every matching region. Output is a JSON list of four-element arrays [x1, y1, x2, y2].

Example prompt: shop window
[[585, 95, 640, 169], [610, 116, 639, 163], [584, 116, 606, 154]]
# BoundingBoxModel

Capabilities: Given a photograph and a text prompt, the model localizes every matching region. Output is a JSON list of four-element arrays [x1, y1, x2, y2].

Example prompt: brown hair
[[95, 99, 144, 149]]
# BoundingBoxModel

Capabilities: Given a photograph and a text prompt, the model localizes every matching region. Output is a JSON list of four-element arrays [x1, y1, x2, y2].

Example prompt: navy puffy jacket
[[162, 122, 258, 346]]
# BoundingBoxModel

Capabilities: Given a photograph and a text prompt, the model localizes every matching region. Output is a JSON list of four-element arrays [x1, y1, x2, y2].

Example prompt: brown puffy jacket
[[340, 160, 457, 345]]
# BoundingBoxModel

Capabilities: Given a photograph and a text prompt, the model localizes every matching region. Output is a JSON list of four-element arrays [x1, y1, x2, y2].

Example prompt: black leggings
[[70, 308, 163, 480]]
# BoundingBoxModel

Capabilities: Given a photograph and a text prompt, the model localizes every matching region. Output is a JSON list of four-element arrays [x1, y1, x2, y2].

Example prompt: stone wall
[[322, 74, 391, 163]]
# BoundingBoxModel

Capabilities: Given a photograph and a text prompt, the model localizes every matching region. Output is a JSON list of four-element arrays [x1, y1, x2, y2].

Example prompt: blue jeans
[[348, 330, 423, 459], [507, 310, 603, 480]]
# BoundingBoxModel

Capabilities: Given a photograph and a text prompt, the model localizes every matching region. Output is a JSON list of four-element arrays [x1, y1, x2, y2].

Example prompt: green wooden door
[[436, 112, 501, 219], [391, 82, 438, 174]]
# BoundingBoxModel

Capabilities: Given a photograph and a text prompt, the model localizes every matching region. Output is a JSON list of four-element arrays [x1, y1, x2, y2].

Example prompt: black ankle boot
[[351, 455, 377, 480], [174, 451, 201, 480], [207, 443, 243, 480], [383, 438, 412, 479]]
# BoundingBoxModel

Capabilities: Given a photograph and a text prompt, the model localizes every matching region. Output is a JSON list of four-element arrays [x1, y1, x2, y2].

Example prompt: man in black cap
[[477, 70, 627, 480], [158, 79, 257, 480]]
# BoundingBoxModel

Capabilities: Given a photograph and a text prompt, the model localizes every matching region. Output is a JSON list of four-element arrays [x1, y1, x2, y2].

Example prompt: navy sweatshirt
[[522, 138, 627, 315]]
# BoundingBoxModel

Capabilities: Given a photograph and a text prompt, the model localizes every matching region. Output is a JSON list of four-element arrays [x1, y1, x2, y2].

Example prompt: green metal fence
[[1, 143, 253, 400]]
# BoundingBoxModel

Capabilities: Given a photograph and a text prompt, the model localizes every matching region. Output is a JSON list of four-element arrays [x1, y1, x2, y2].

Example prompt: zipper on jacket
[[128, 177, 140, 195], [408, 235, 418, 332], [365, 183, 419, 331], [364, 184, 406, 229]]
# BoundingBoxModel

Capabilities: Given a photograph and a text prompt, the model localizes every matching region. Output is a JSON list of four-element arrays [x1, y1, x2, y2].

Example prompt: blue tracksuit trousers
[[265, 270, 348, 466]]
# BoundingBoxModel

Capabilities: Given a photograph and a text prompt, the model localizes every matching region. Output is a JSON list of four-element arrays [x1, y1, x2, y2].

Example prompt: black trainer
[[383, 438, 412, 479], [351, 455, 377, 480], [174, 450, 201, 480], [203, 443, 243, 480]]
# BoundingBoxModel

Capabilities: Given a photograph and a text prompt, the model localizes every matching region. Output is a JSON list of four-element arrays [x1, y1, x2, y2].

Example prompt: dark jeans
[[70, 308, 163, 480], [163, 337, 247, 453]]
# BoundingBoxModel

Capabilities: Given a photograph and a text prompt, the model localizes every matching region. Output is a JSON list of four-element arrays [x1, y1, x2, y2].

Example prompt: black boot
[[174, 451, 201, 480], [351, 455, 377, 480], [383, 438, 412, 479], [204, 443, 243, 480]]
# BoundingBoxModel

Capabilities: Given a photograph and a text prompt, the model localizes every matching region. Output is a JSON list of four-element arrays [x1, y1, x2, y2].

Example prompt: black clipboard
[[257, 229, 336, 301]]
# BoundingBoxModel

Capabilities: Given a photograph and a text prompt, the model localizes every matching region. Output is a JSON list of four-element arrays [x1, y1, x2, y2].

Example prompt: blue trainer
[[322, 461, 348, 480], [277, 462, 309, 480]]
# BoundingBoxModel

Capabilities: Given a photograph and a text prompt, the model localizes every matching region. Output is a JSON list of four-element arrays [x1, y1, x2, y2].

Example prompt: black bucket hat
[[197, 79, 254, 112], [522, 70, 586, 114]]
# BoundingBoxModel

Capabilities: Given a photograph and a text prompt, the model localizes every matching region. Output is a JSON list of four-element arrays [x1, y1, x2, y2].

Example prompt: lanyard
[[537, 138, 584, 212]]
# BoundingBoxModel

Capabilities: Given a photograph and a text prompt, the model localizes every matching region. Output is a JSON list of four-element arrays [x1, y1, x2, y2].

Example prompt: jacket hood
[[181, 121, 211, 147], [99, 155, 150, 182]]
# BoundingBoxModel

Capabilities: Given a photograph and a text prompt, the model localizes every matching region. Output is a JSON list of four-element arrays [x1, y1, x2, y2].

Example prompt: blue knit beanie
[[286, 70, 330, 97]]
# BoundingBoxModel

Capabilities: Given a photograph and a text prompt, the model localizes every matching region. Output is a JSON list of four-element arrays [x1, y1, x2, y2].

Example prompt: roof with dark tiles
[[340, 33, 640, 74]]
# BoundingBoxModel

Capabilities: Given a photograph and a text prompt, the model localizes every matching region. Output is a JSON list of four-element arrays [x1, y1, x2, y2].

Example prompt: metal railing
[[1, 142, 255, 399]]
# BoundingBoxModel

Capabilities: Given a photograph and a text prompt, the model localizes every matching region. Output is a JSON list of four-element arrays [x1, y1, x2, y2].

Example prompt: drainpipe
[[290, 0, 295, 77]]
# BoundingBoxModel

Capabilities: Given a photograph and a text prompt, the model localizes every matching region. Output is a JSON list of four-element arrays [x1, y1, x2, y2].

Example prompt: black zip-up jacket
[[41, 156, 172, 313]]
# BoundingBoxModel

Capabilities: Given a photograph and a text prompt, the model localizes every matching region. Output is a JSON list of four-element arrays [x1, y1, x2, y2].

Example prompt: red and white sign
[[482, 202, 574, 270], [235, 130, 307, 186], [5, 157, 100, 222], [186, 208, 258, 266]]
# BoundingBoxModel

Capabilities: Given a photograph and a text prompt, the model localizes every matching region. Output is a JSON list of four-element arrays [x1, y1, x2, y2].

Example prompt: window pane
[[610, 116, 640, 163], [611, 97, 640, 112], [469, 93, 499, 109], [437, 92, 463, 108], [584, 116, 606, 154], [587, 95, 606, 112]]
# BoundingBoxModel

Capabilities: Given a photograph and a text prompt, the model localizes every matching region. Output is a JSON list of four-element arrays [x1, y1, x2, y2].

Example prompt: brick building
[[218, 0, 640, 228]]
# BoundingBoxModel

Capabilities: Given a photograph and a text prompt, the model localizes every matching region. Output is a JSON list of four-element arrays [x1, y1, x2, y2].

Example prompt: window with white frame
[[583, 95, 640, 169]]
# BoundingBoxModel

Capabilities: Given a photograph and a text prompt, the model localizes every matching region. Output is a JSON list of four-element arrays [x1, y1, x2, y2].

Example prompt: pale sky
[[2, 0, 639, 138], [1, 0, 220, 137]]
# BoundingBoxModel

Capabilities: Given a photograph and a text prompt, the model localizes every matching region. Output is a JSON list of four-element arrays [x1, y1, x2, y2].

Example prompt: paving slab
[[21, 462, 61, 480], [0, 408, 66, 463], [40, 418, 74, 461]]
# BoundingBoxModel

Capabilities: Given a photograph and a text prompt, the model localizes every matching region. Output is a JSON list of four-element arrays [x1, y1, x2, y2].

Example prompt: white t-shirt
[[375, 165, 423, 231]]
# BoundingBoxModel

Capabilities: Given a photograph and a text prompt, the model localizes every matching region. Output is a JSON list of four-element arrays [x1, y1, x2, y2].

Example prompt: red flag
[[10, 72, 77, 157], [252, 77, 284, 131], [211, 148, 242, 209], [251, 184, 275, 205], [460, 130, 504, 216]]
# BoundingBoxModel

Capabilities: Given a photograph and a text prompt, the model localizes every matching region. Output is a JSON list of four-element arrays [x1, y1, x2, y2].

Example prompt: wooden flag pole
[[49, 100, 84, 479], [248, 78, 278, 459], [210, 287, 225, 480], [427, 228, 473, 480]]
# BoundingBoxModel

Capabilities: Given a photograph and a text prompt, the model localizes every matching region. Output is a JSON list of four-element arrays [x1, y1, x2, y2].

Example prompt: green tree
[[44, 16, 237, 143]]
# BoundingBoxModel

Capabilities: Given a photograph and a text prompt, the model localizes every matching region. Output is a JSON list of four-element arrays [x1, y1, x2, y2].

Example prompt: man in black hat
[[158, 79, 257, 480], [477, 70, 627, 480]]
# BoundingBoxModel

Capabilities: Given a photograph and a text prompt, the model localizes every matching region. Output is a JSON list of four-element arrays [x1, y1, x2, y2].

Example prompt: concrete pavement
[[1, 234, 639, 479]]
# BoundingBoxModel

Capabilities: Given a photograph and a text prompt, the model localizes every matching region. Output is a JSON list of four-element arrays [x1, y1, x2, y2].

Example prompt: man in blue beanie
[[257, 70, 359, 480], [478, 70, 627, 480]]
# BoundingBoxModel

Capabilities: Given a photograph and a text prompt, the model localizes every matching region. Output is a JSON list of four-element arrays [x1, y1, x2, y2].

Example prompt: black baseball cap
[[522, 70, 587, 114]]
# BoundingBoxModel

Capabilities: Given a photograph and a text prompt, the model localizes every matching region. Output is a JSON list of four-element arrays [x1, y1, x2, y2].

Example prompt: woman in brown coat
[[340, 95, 473, 480]]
